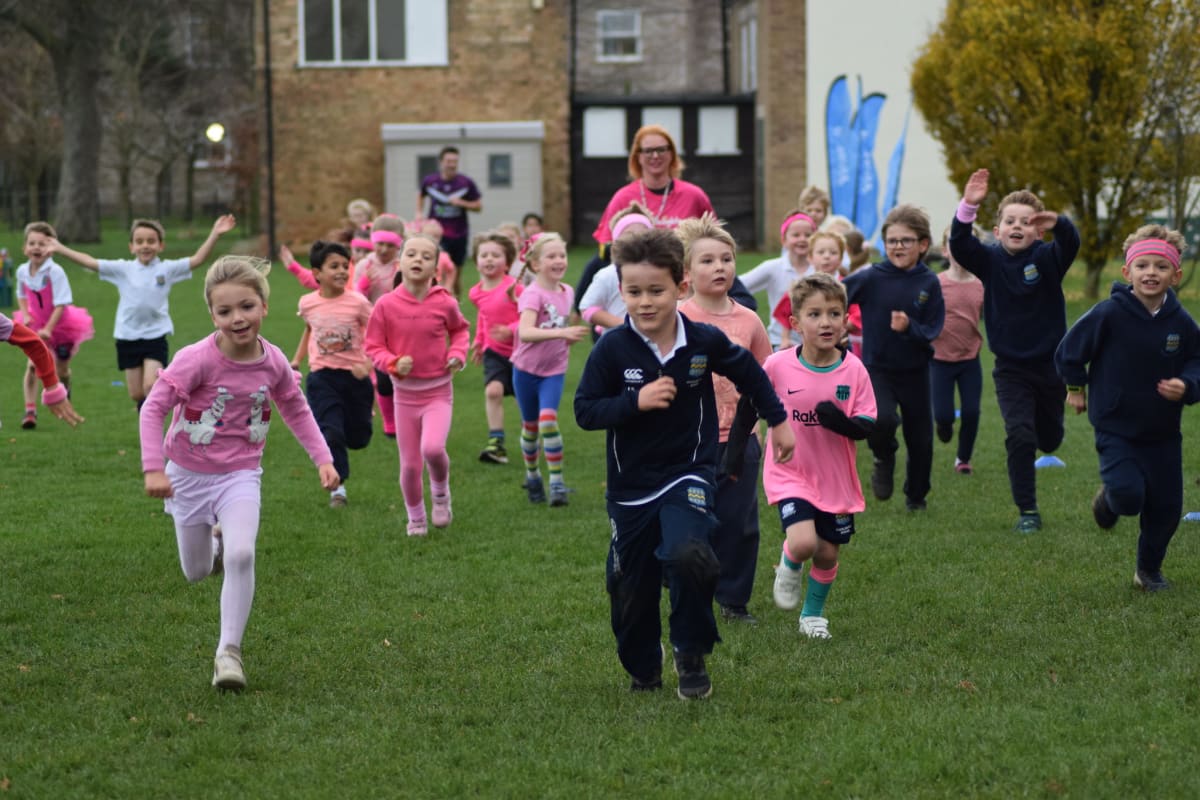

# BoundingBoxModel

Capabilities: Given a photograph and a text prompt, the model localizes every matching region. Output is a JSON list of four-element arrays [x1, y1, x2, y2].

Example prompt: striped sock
[[520, 421, 540, 477], [539, 411, 564, 486]]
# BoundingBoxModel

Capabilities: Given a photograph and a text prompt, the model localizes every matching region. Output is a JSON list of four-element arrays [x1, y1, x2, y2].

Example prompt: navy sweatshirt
[[574, 314, 786, 502], [1055, 282, 1200, 443], [843, 261, 944, 371], [949, 215, 1080, 362]]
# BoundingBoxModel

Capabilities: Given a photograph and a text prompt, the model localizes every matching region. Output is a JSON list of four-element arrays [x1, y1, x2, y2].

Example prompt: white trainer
[[773, 563, 803, 610], [212, 645, 246, 690], [431, 494, 452, 528], [798, 615, 831, 640]]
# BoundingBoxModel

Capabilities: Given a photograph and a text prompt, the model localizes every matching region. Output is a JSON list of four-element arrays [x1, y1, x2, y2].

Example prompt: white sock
[[331, 486, 347, 498]]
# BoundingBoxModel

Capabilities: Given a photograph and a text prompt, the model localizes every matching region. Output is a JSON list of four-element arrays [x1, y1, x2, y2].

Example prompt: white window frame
[[298, 0, 448, 68], [596, 10, 642, 63], [582, 107, 629, 157]]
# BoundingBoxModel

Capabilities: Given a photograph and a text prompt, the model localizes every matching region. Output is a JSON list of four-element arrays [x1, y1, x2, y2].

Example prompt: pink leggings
[[393, 382, 453, 510]]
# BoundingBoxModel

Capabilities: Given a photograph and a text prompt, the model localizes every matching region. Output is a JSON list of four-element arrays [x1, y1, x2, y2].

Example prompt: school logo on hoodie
[[1023, 264, 1040, 285], [1164, 333, 1180, 355]]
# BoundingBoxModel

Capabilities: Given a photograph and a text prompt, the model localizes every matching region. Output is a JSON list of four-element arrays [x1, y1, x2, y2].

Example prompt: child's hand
[[446, 356, 463, 372], [469, 346, 483, 366], [561, 325, 589, 344], [350, 359, 372, 379], [280, 244, 295, 265], [1066, 389, 1087, 414], [637, 376, 676, 410], [289, 359, 302, 370], [393, 355, 414, 377], [145, 470, 174, 498], [769, 422, 795, 463], [36, 327, 52, 341], [490, 323, 513, 342], [48, 397, 83, 427], [318, 463, 341, 491], [890, 310, 910, 332], [962, 169, 989, 204], [212, 214, 237, 236], [1030, 211, 1058, 237], [1157, 378, 1186, 402]]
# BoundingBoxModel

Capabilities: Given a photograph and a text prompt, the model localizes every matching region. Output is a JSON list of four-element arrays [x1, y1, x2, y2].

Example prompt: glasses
[[638, 146, 671, 157], [885, 237, 920, 249]]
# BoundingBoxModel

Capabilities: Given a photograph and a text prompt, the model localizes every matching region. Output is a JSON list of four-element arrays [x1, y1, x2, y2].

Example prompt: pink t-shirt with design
[[511, 281, 575, 377], [469, 276, 522, 359], [761, 349, 877, 513], [932, 272, 984, 362], [139, 333, 332, 474], [298, 291, 373, 372], [679, 298, 772, 441]]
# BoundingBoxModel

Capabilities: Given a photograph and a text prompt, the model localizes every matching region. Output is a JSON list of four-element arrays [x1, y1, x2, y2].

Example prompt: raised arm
[[47, 239, 99, 271], [188, 214, 237, 269], [948, 169, 993, 277]]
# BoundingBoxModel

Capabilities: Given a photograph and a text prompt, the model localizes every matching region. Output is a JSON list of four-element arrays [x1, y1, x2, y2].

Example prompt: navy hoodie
[[949, 215, 1079, 362], [574, 314, 786, 502], [843, 260, 944, 371], [1055, 282, 1200, 443]]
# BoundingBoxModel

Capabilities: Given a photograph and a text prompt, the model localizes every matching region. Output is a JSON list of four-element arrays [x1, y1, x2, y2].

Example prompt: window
[[596, 10, 641, 62], [582, 107, 628, 157], [641, 107, 683, 153], [488, 154, 512, 189], [735, 6, 757, 92], [697, 106, 740, 155], [299, 0, 447, 67], [416, 155, 439, 185]]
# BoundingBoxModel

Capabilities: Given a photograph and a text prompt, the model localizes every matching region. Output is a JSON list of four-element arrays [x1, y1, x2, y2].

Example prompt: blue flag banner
[[825, 76, 856, 219], [852, 92, 887, 240], [879, 101, 912, 244]]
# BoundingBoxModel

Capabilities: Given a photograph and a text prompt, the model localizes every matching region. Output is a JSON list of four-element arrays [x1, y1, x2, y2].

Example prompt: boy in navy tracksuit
[[1055, 226, 1200, 592], [949, 168, 1080, 532], [574, 228, 794, 701], [843, 205, 945, 511]]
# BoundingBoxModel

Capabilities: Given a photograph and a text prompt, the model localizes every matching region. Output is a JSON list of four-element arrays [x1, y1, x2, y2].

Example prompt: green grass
[[3, 227, 1200, 798]]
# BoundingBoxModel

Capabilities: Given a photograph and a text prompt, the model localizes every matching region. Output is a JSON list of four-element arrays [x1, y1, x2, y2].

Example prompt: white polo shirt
[[97, 257, 191, 340]]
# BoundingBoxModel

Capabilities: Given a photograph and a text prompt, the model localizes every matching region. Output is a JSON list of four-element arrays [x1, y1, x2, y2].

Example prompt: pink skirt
[[14, 305, 95, 356]]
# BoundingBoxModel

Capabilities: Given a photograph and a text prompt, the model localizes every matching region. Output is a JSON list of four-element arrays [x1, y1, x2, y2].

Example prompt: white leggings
[[165, 464, 262, 654]]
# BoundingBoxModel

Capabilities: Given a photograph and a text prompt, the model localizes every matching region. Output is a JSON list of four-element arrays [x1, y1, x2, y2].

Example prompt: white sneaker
[[431, 494, 452, 528], [212, 645, 246, 690], [799, 615, 831, 640], [773, 563, 803, 610]]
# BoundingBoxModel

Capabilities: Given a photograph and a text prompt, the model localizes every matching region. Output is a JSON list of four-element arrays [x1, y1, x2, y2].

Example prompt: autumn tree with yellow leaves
[[912, 0, 1200, 298]]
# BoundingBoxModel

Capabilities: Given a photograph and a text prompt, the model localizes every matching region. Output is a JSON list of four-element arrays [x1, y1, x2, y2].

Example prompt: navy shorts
[[778, 497, 855, 545], [115, 336, 169, 371], [482, 349, 514, 396]]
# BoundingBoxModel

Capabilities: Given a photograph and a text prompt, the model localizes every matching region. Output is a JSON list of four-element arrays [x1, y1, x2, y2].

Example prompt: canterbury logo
[[624, 368, 643, 381]]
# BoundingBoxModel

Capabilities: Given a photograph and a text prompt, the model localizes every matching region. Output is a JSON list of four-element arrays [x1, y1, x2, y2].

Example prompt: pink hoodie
[[364, 283, 470, 382]]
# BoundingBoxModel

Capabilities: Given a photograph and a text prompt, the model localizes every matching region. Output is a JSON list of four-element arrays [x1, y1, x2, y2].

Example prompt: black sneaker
[[719, 605, 758, 625], [1014, 510, 1042, 534], [672, 651, 713, 700], [871, 456, 894, 501], [524, 475, 546, 504], [1134, 568, 1171, 592], [479, 437, 508, 464], [936, 422, 954, 443], [630, 673, 663, 692], [1091, 486, 1118, 529], [905, 499, 927, 512]]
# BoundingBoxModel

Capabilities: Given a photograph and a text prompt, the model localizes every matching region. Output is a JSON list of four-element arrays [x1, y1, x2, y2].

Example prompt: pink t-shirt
[[356, 254, 401, 304], [761, 349, 877, 513], [511, 281, 575, 377], [364, 284, 470, 383], [139, 334, 332, 474], [592, 179, 715, 244], [679, 298, 772, 441], [932, 272, 984, 362], [469, 276, 522, 359], [297, 291, 373, 371]]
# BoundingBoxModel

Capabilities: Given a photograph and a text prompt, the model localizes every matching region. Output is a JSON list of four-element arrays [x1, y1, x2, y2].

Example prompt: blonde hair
[[675, 213, 736, 268], [797, 186, 831, 212], [204, 255, 272, 308], [1122, 224, 1186, 255], [789, 272, 847, 313], [509, 232, 565, 301], [609, 201, 653, 230], [372, 214, 406, 235], [346, 198, 376, 221], [24, 221, 57, 240], [809, 230, 846, 256]]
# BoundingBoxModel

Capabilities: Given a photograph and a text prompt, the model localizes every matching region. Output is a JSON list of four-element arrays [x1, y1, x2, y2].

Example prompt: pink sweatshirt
[[140, 333, 332, 474], [468, 276, 522, 359], [355, 253, 401, 304], [364, 283, 470, 381]]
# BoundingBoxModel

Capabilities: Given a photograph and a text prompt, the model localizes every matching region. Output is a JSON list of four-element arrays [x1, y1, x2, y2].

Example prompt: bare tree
[[0, 25, 61, 224]]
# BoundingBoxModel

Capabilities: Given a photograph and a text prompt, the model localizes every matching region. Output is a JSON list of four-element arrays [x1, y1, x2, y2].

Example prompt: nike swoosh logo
[[787, 388, 803, 395]]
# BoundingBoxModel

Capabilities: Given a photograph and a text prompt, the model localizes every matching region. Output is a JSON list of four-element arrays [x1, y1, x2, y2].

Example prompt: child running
[[511, 233, 589, 507], [139, 256, 338, 691], [765, 274, 877, 639], [50, 214, 236, 410], [14, 222, 94, 429], [1, 311, 84, 427], [356, 213, 405, 439], [740, 211, 816, 348], [843, 205, 944, 511], [295, 240, 375, 508], [677, 214, 772, 625], [575, 228, 794, 700], [1055, 225, 1200, 592], [771, 230, 856, 349], [931, 227, 985, 475], [468, 231, 522, 464], [364, 233, 470, 536], [949, 168, 1080, 533]]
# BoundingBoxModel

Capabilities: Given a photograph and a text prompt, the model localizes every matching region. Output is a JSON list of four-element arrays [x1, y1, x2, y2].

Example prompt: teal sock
[[801, 564, 838, 617], [780, 544, 803, 571]]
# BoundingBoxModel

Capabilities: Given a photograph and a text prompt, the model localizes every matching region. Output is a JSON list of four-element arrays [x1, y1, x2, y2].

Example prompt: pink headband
[[1125, 238, 1181, 270], [611, 214, 654, 240], [351, 237, 374, 251], [780, 213, 815, 242], [370, 230, 403, 247], [518, 232, 542, 264]]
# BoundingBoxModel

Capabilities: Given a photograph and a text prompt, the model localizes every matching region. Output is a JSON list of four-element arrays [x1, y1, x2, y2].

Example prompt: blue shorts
[[777, 497, 855, 545]]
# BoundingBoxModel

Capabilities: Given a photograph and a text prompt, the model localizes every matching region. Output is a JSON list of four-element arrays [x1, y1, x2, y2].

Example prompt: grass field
[[2, 221, 1200, 798]]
